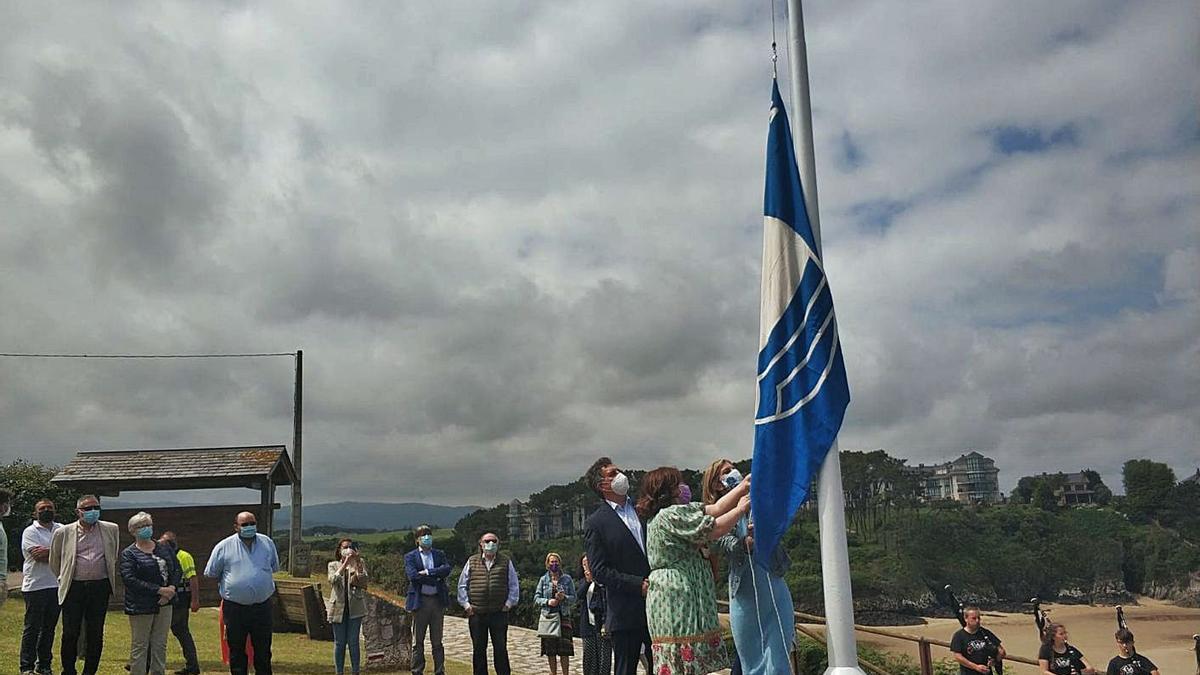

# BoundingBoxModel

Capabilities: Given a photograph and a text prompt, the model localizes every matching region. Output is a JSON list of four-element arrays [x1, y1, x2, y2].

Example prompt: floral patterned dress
[[646, 503, 729, 675]]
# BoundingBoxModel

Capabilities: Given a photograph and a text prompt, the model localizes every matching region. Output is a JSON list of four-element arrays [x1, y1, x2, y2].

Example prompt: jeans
[[61, 579, 111, 675], [129, 606, 173, 675], [332, 616, 363, 674], [21, 587, 61, 672], [171, 600, 201, 673], [467, 611, 510, 675], [224, 599, 273, 675], [411, 594, 445, 675]]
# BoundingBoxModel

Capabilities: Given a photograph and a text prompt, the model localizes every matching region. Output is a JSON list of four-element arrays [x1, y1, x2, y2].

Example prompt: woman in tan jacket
[[326, 538, 369, 675]]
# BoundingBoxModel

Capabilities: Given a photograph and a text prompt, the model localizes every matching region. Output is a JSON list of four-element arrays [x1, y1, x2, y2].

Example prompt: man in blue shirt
[[204, 512, 278, 675], [405, 525, 452, 675]]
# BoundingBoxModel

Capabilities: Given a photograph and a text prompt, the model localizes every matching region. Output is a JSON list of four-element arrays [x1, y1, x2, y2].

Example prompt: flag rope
[[746, 533, 795, 666]]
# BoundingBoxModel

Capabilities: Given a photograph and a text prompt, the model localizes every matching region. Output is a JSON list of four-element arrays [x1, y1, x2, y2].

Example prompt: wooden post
[[289, 349, 303, 576], [263, 479, 275, 536], [918, 639, 933, 675], [261, 481, 272, 536]]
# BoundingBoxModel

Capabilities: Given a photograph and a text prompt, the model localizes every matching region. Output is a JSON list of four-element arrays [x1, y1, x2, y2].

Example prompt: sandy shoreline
[[801, 598, 1200, 675]]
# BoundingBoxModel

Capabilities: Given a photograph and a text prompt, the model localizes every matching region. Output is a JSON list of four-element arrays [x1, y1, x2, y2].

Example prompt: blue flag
[[750, 82, 850, 562]]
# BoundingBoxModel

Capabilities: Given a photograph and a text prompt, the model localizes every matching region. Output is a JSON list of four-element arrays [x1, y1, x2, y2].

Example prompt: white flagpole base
[[824, 665, 869, 675]]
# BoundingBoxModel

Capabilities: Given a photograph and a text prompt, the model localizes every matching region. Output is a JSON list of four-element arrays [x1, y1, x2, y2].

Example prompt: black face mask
[[37, 510, 55, 524]]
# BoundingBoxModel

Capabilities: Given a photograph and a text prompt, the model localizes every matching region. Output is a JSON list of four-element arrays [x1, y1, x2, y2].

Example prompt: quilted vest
[[466, 552, 510, 614]]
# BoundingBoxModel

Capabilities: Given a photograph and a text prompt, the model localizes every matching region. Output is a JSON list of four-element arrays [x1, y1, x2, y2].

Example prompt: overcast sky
[[1, 1, 1196, 507]]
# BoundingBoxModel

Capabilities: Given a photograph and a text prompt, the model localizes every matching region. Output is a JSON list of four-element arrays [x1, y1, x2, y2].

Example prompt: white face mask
[[610, 472, 630, 496], [341, 547, 353, 558]]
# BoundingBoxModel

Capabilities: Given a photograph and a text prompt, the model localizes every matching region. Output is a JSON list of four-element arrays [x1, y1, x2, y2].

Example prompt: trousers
[[224, 599, 273, 675]]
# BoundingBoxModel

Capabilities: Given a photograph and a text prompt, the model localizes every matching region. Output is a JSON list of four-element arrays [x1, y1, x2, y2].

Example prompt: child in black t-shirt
[[1038, 622, 1095, 675], [1105, 629, 1159, 675], [950, 607, 1005, 675]]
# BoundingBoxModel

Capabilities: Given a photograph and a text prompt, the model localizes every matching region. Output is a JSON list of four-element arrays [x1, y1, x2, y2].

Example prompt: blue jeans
[[332, 616, 363, 674]]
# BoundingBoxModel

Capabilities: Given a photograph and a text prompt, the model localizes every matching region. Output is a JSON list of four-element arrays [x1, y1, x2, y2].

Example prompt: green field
[[307, 528, 457, 545], [0, 594, 472, 674]]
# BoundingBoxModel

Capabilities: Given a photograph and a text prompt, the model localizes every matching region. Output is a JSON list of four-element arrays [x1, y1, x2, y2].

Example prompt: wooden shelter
[[50, 445, 298, 606]]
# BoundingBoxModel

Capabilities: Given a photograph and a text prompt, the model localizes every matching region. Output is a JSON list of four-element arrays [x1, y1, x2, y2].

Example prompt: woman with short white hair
[[119, 511, 182, 675]]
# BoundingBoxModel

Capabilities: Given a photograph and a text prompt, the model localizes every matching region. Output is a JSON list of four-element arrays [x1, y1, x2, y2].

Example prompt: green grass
[[0, 594, 473, 674], [314, 529, 458, 545]]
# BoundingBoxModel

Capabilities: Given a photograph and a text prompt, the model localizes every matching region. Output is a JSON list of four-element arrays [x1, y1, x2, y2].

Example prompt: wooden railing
[[717, 601, 1041, 675]]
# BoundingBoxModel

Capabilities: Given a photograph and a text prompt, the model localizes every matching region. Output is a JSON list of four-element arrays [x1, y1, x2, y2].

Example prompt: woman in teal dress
[[703, 458, 794, 675], [638, 466, 751, 675]]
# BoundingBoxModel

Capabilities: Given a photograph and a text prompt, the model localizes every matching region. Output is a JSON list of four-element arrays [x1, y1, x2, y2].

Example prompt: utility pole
[[289, 349, 303, 575]]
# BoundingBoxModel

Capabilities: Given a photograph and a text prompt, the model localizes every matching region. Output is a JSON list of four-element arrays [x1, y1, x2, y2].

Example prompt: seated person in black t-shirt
[[950, 606, 1006, 675], [1105, 629, 1158, 675], [1039, 622, 1095, 675]]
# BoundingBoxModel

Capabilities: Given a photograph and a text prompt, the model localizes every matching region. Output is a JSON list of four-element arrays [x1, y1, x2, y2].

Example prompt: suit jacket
[[583, 501, 649, 633], [49, 520, 120, 605], [404, 547, 451, 611]]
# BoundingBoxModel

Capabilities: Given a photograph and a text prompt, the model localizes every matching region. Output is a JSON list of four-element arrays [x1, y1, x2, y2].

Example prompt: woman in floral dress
[[638, 466, 752, 675]]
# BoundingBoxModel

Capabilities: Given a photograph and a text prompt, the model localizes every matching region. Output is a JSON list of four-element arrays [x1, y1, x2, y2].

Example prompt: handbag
[[537, 609, 562, 638]]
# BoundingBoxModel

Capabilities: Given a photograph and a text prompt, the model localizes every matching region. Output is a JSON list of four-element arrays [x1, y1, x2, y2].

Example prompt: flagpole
[[785, 2, 865, 674]]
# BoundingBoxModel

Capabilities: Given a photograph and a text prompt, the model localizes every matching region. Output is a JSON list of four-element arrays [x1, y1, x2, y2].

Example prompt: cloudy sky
[[1, 1, 1196, 507]]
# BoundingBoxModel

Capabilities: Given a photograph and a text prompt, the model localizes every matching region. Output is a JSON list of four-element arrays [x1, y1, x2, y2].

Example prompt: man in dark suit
[[405, 525, 452, 675], [583, 457, 651, 675]]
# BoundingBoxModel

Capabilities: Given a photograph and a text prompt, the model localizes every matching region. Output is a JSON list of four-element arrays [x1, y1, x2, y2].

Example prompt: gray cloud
[[0, 0, 1196, 506]]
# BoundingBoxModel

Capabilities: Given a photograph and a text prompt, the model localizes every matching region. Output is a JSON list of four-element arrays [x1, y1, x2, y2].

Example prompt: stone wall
[[362, 593, 412, 672]]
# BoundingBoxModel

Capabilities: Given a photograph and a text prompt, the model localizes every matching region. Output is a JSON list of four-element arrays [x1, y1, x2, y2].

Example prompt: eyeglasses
[[79, 505, 100, 512], [482, 539, 498, 544]]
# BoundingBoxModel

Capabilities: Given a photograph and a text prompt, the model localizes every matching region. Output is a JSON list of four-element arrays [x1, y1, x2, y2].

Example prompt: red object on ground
[[218, 601, 255, 665]]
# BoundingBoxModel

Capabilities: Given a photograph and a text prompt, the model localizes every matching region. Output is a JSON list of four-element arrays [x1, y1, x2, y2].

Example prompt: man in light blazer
[[49, 494, 120, 675]]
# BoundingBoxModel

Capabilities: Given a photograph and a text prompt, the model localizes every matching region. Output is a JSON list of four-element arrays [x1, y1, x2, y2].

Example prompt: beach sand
[[802, 598, 1200, 675]]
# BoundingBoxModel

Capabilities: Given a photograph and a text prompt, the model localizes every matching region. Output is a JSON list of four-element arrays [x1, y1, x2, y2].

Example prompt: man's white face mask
[[610, 472, 630, 497]]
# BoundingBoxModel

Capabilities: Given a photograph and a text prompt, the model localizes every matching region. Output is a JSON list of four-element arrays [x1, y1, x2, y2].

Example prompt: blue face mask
[[81, 508, 101, 525], [136, 525, 154, 540], [482, 541, 498, 554], [239, 524, 257, 539], [419, 534, 433, 548]]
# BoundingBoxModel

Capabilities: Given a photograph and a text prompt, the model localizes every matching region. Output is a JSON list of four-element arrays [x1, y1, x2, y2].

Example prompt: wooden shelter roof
[[51, 445, 295, 495]]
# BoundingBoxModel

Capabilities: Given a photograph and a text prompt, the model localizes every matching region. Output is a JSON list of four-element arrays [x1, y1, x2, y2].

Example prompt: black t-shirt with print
[[951, 627, 1002, 675], [1039, 643, 1086, 675], [1106, 654, 1157, 675]]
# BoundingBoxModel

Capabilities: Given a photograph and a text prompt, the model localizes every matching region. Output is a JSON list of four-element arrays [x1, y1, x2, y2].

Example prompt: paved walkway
[[439, 616, 731, 675], [442, 615, 591, 675], [440, 615, 683, 675]]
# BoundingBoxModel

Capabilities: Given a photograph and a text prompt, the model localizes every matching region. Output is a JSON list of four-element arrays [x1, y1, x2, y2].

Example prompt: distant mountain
[[276, 501, 482, 531]]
